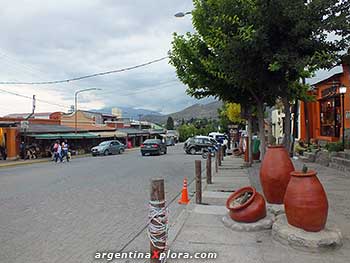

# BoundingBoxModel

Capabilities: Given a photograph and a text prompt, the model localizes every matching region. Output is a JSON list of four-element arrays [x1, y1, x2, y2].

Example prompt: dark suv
[[184, 136, 217, 155]]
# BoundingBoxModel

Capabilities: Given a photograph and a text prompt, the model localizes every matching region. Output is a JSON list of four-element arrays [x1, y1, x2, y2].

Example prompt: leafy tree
[[170, 0, 350, 156], [166, 116, 174, 130], [226, 103, 245, 124], [170, 0, 280, 158]]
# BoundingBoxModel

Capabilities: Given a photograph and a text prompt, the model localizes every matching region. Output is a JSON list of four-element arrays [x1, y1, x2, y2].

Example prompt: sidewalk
[[0, 147, 140, 169], [168, 155, 350, 263]]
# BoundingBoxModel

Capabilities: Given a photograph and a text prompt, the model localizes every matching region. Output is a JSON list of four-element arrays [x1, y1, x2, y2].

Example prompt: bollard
[[195, 160, 202, 204], [150, 179, 166, 263], [218, 146, 222, 166], [206, 154, 212, 184], [215, 151, 219, 173], [244, 136, 249, 164], [221, 147, 224, 161]]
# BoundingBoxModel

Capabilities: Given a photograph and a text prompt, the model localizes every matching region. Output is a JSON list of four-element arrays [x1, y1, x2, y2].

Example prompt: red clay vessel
[[284, 170, 328, 232], [260, 145, 294, 204], [226, 186, 266, 223]]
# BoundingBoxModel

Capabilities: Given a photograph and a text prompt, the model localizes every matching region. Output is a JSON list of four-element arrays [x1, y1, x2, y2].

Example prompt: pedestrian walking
[[0, 146, 7, 160], [53, 140, 62, 163], [20, 141, 26, 159], [61, 141, 69, 162]]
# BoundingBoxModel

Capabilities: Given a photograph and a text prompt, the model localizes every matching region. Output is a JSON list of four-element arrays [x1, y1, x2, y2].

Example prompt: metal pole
[[74, 88, 101, 134], [195, 160, 202, 204], [74, 91, 78, 134], [150, 179, 165, 263], [342, 93, 345, 149]]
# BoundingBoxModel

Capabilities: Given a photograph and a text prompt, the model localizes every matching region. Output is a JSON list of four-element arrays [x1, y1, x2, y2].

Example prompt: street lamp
[[174, 11, 192, 18], [339, 84, 347, 149], [74, 88, 101, 133]]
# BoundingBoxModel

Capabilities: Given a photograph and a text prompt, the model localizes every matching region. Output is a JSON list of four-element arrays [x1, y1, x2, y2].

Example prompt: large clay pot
[[284, 170, 328, 232], [226, 186, 266, 223], [260, 145, 294, 204]]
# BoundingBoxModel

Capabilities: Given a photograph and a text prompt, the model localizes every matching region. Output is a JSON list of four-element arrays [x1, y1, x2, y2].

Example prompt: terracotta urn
[[284, 170, 328, 232], [226, 186, 266, 223], [260, 145, 294, 204]]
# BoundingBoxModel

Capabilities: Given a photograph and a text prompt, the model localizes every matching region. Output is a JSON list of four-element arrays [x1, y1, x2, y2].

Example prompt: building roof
[[90, 131, 127, 138], [25, 124, 79, 133], [4, 112, 52, 118], [28, 132, 99, 140], [0, 121, 18, 127], [117, 128, 150, 135], [311, 73, 343, 87]]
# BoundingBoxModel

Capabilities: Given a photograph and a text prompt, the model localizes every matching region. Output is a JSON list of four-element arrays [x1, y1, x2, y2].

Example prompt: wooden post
[[218, 146, 222, 166], [195, 160, 202, 204], [206, 154, 212, 184], [150, 179, 165, 263], [221, 147, 224, 161], [244, 136, 249, 163], [215, 151, 218, 173]]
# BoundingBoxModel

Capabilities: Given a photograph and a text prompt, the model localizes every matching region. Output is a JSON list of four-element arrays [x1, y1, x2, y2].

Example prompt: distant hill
[[143, 101, 223, 124], [95, 101, 223, 124], [94, 106, 162, 120]]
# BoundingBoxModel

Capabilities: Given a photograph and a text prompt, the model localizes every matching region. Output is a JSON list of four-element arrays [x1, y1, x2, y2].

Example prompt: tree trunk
[[266, 107, 274, 145], [303, 100, 310, 144], [302, 78, 310, 145], [256, 100, 266, 159], [247, 112, 253, 165], [291, 100, 299, 156], [282, 96, 292, 153]]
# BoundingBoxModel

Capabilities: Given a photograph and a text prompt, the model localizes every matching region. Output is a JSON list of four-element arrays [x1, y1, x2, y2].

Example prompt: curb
[[167, 158, 215, 247], [0, 158, 50, 169], [0, 148, 141, 169], [0, 154, 90, 169]]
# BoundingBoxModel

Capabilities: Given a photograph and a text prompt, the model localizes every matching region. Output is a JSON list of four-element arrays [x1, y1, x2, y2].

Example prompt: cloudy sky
[[0, 0, 205, 116], [0, 0, 342, 117]]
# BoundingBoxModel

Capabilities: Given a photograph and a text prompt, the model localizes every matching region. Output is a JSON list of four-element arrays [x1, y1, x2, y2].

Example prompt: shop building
[[0, 121, 19, 160], [300, 62, 350, 144]]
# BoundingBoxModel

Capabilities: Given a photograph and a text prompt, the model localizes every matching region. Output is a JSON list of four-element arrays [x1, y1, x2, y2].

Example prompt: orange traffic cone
[[178, 177, 190, 205]]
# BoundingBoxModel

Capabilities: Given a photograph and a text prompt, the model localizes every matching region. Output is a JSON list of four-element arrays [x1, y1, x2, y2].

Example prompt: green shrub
[[325, 141, 344, 152]]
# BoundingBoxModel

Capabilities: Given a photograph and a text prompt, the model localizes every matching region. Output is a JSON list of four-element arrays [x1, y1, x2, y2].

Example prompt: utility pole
[[138, 114, 143, 130], [23, 95, 35, 144]]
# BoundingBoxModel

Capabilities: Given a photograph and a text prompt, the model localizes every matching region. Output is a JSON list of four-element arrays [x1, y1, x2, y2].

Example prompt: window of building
[[320, 97, 341, 137]]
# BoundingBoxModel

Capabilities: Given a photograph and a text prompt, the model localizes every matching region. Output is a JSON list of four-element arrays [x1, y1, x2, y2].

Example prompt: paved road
[[0, 144, 201, 263]]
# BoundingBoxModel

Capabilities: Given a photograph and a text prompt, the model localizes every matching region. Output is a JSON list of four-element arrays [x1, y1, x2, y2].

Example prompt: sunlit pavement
[[0, 144, 201, 263]]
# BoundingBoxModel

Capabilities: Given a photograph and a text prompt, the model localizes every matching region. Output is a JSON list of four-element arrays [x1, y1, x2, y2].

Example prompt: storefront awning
[[28, 132, 99, 140], [91, 131, 127, 138]]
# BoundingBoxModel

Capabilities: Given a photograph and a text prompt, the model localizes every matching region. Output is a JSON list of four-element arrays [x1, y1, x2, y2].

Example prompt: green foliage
[[325, 142, 344, 152], [166, 117, 174, 130], [170, 0, 350, 104], [178, 124, 197, 142], [177, 118, 218, 142], [226, 103, 245, 124]]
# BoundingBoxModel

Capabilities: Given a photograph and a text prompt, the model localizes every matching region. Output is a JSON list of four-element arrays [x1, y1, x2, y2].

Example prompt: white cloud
[[0, 0, 195, 116]]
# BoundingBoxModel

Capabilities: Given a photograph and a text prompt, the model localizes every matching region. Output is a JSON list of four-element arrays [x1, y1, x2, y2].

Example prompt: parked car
[[166, 137, 175, 146], [184, 136, 218, 155], [91, 140, 125, 156], [208, 132, 228, 144], [141, 139, 167, 156]]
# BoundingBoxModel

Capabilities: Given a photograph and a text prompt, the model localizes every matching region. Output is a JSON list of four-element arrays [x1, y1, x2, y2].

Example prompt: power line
[[0, 56, 169, 85], [0, 88, 70, 109], [95, 79, 179, 97]]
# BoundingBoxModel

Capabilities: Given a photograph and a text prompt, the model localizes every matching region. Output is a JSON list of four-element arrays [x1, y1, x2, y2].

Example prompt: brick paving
[[168, 155, 350, 263]]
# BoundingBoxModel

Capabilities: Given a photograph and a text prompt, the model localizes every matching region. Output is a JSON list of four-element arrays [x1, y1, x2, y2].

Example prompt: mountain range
[[96, 101, 223, 124]]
